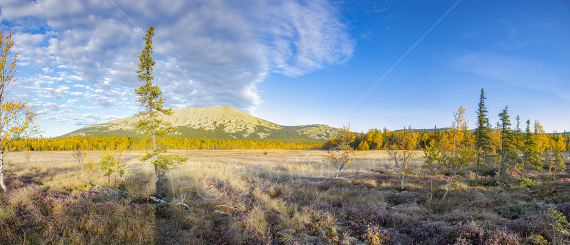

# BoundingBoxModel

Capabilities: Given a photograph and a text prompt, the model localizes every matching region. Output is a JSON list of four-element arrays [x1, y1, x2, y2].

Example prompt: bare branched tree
[[325, 125, 355, 177]]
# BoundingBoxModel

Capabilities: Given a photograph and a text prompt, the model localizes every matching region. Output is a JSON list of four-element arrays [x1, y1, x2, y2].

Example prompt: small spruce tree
[[522, 120, 540, 178], [474, 88, 491, 181], [497, 106, 515, 184]]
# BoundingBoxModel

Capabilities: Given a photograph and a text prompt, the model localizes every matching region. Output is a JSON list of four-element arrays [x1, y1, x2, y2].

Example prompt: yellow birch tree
[[0, 31, 41, 191], [425, 106, 476, 199], [386, 127, 420, 190], [325, 125, 355, 177]]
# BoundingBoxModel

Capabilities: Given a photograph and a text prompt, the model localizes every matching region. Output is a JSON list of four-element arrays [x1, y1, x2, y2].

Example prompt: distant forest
[[8, 136, 321, 151]]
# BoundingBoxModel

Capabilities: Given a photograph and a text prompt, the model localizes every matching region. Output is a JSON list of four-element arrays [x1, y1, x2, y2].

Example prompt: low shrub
[[483, 229, 520, 245], [369, 212, 395, 228], [409, 221, 455, 245], [523, 234, 548, 245], [517, 177, 537, 188], [456, 221, 485, 245], [543, 195, 570, 204], [391, 203, 432, 221], [556, 202, 570, 220], [469, 178, 498, 187], [442, 169, 466, 177], [441, 212, 473, 225], [495, 202, 543, 220], [386, 191, 425, 206], [426, 196, 468, 215], [345, 203, 384, 222], [361, 225, 391, 245], [243, 206, 270, 241], [410, 221, 520, 245], [508, 211, 551, 240], [480, 167, 498, 179]]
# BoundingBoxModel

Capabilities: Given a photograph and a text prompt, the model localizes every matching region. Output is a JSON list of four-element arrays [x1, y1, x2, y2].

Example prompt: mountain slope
[[63, 106, 340, 143]]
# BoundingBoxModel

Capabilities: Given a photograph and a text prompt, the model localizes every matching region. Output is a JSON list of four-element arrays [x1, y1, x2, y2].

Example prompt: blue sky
[[1, 0, 569, 137]]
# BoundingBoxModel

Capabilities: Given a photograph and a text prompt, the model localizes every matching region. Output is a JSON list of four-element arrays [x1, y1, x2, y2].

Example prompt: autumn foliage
[[0, 30, 41, 191], [325, 125, 355, 176], [8, 136, 320, 151]]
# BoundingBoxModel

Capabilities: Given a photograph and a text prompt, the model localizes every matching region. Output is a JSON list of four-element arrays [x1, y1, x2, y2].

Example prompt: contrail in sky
[[337, 0, 461, 125]]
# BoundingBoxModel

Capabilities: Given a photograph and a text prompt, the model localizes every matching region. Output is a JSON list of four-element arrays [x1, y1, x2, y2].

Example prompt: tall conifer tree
[[522, 119, 540, 178], [135, 26, 186, 198], [474, 88, 491, 181], [497, 106, 514, 184], [490, 106, 515, 201]]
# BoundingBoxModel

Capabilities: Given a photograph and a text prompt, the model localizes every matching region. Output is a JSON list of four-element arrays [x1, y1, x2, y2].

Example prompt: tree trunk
[[498, 152, 505, 183], [152, 125, 162, 198], [522, 160, 526, 179], [442, 175, 455, 200], [152, 132, 156, 150], [0, 153, 6, 192], [400, 173, 405, 190], [475, 155, 480, 181], [489, 186, 501, 202], [429, 178, 434, 201], [155, 165, 162, 199]]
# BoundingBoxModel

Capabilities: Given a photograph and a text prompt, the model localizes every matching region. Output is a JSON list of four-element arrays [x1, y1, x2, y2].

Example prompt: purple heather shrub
[[556, 201, 570, 220], [343, 202, 386, 235], [387, 191, 425, 206], [345, 203, 384, 222], [6, 176, 28, 189], [483, 229, 520, 245], [457, 221, 485, 245], [369, 212, 395, 228], [441, 212, 473, 225], [508, 211, 551, 241], [317, 201, 337, 213], [409, 221, 455, 245]]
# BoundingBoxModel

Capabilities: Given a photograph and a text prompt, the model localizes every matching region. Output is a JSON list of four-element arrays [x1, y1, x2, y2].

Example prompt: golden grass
[[0, 149, 568, 244]]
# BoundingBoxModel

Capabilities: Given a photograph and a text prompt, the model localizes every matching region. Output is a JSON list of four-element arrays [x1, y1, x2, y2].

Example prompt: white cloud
[[2, 0, 355, 127], [0, 0, 43, 19], [30, 101, 67, 114], [12, 33, 44, 49], [55, 85, 70, 93], [69, 113, 121, 126]]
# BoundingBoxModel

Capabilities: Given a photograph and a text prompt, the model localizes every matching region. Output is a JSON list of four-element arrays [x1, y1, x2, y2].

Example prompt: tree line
[[7, 136, 320, 151], [325, 88, 569, 199]]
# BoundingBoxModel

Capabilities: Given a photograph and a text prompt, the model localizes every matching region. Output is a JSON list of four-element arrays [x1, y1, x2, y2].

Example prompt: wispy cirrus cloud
[[454, 52, 570, 102]]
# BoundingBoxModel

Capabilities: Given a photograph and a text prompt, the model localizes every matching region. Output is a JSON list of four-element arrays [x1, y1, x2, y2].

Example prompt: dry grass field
[[0, 150, 569, 244]]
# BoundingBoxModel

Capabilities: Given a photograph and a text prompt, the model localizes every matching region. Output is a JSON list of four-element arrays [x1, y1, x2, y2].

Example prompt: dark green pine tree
[[497, 106, 515, 185], [474, 88, 491, 181], [512, 115, 524, 171], [490, 106, 516, 201], [522, 120, 540, 178]]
